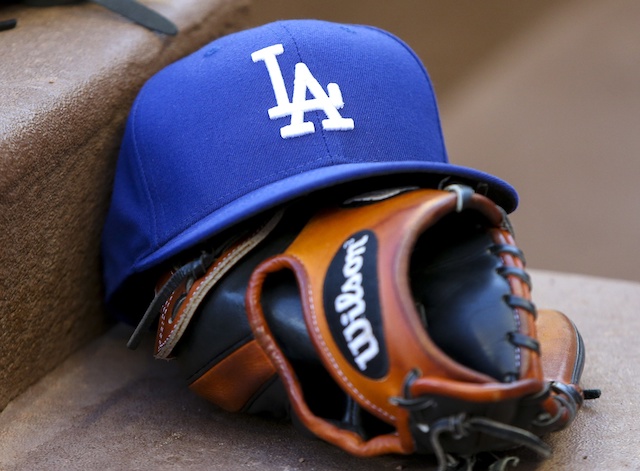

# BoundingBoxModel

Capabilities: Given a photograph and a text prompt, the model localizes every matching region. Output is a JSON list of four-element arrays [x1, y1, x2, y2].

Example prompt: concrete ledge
[[0, 0, 252, 411], [0, 270, 634, 470], [441, 0, 640, 283]]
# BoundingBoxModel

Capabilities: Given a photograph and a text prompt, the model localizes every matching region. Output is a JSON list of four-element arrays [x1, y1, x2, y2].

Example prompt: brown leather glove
[[128, 185, 598, 470]]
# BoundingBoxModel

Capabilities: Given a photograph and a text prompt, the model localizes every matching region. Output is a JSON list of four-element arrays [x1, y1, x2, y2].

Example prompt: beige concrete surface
[[442, 0, 640, 283], [247, 0, 566, 102], [0, 0, 251, 411], [2, 1, 636, 469], [0, 270, 633, 470]]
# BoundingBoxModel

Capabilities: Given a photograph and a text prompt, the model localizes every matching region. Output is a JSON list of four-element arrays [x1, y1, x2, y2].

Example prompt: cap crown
[[102, 20, 515, 304]]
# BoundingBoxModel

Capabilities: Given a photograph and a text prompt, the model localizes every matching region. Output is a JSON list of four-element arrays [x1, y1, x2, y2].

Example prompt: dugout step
[[0, 270, 633, 470], [0, 0, 252, 412]]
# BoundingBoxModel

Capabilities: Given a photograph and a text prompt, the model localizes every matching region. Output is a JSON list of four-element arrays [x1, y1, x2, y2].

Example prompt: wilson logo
[[324, 231, 388, 378]]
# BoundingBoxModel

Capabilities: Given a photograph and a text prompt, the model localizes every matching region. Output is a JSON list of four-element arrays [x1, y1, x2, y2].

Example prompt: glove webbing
[[428, 414, 551, 471]]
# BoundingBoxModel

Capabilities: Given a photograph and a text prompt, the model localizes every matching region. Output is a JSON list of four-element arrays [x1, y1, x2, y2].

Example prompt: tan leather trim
[[537, 309, 580, 386], [189, 340, 276, 412], [409, 377, 543, 402], [154, 211, 283, 359], [246, 256, 409, 456]]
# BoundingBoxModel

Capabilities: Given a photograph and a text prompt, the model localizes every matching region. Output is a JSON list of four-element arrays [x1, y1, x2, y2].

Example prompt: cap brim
[[132, 161, 517, 275]]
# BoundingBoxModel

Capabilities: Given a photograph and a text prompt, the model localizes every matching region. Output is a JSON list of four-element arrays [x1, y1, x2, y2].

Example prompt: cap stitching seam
[[279, 22, 334, 164], [359, 24, 448, 163], [130, 85, 160, 251]]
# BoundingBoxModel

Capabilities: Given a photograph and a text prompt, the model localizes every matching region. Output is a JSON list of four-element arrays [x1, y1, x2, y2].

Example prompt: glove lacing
[[391, 370, 551, 471]]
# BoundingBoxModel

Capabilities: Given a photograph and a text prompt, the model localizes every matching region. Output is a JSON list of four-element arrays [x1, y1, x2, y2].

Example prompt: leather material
[[410, 212, 521, 381], [154, 213, 284, 359], [152, 187, 591, 461], [189, 340, 276, 412], [167, 211, 308, 413], [537, 309, 585, 386], [245, 188, 549, 456]]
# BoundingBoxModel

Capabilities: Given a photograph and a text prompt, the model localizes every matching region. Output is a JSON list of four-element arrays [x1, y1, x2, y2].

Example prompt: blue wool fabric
[[102, 19, 518, 306]]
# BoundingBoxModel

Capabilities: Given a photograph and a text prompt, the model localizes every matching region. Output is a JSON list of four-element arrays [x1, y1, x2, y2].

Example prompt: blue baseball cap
[[102, 19, 518, 309]]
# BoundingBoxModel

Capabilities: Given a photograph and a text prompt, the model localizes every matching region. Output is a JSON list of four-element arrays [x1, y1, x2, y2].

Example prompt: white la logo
[[251, 44, 355, 139]]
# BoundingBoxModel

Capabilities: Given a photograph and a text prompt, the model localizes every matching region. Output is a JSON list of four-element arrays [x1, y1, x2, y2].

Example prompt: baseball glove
[[127, 185, 598, 470]]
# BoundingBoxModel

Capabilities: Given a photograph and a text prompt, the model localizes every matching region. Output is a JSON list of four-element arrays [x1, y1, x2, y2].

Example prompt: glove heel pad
[[189, 340, 277, 412]]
